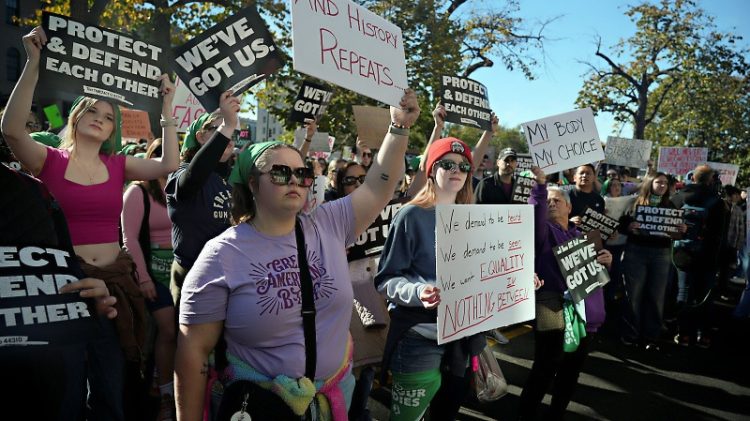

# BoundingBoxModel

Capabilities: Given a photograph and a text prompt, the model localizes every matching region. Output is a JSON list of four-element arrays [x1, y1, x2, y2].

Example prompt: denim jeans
[[734, 245, 750, 318], [86, 319, 125, 421], [622, 244, 672, 342]]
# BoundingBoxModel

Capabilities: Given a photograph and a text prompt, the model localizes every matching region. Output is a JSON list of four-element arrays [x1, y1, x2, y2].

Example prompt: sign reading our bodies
[[0, 246, 95, 347], [657, 147, 708, 176], [436, 205, 535, 344], [40, 13, 166, 115], [291, 0, 408, 107], [605, 136, 653, 169], [522, 108, 604, 174], [440, 76, 492, 131], [173, 7, 284, 112], [552, 236, 608, 304], [634, 206, 684, 236], [290, 80, 334, 123], [348, 197, 409, 261], [512, 176, 535, 204], [580, 207, 619, 241]]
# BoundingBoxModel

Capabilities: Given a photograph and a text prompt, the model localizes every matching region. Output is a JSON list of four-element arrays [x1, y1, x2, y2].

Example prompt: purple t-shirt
[[180, 196, 356, 380]]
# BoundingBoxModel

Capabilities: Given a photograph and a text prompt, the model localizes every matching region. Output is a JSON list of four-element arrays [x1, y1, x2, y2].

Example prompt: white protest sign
[[171, 77, 206, 133], [605, 136, 653, 169], [291, 0, 408, 107], [436, 205, 535, 344], [657, 147, 708, 176], [521, 108, 603, 174], [707, 161, 739, 186], [303, 175, 327, 214], [294, 128, 332, 152]]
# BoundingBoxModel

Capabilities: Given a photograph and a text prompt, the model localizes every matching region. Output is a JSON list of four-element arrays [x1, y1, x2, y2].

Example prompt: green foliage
[[444, 123, 527, 153]]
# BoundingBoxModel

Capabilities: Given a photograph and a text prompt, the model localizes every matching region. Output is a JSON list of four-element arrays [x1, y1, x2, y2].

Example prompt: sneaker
[[487, 330, 510, 345], [673, 334, 690, 347], [157, 394, 175, 421]]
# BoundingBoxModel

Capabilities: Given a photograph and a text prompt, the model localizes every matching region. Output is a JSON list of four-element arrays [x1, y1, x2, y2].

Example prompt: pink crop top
[[37, 147, 126, 245]]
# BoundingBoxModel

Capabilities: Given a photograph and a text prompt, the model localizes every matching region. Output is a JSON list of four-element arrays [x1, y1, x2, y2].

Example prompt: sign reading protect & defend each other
[[440, 75, 492, 131], [634, 205, 684, 236], [580, 207, 619, 241]]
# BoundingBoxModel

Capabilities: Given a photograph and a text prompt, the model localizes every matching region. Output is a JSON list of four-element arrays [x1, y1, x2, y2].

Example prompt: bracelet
[[388, 123, 410, 136], [304, 137, 312, 142], [160, 118, 177, 127]]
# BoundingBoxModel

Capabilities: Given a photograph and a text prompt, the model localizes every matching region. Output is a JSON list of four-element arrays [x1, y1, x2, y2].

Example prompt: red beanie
[[425, 137, 473, 175]]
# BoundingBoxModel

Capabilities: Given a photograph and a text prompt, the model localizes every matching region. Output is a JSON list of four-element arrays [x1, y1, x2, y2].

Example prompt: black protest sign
[[0, 246, 96, 347], [440, 75, 492, 131], [512, 176, 535, 204], [552, 236, 609, 303], [634, 206, 684, 237], [347, 197, 409, 262], [173, 6, 284, 112], [289, 80, 333, 123], [40, 12, 167, 115], [514, 154, 535, 176], [580, 207, 619, 241]]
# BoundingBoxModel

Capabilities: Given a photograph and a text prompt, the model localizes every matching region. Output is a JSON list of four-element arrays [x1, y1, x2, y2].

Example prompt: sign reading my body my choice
[[40, 12, 167, 115], [440, 75, 492, 131], [173, 6, 284, 112]]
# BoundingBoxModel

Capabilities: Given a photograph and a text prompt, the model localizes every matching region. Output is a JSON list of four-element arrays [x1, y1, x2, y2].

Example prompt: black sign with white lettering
[[289, 80, 333, 123], [511, 176, 535, 204], [580, 207, 619, 241], [440, 75, 492, 131], [40, 12, 167, 115], [0, 246, 96, 348], [347, 197, 409, 262], [634, 206, 684, 236], [514, 154, 535, 176], [552, 236, 609, 303], [173, 6, 284, 112]]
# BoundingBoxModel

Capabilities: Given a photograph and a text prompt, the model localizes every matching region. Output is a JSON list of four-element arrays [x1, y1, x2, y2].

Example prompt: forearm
[[175, 341, 210, 421], [160, 113, 180, 174], [177, 131, 231, 197], [471, 130, 492, 171], [364, 132, 407, 203], [377, 276, 426, 307], [299, 138, 311, 157], [1, 60, 38, 140]]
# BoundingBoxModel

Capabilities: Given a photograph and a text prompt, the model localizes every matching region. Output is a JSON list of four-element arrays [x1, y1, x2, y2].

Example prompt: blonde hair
[[59, 97, 117, 155], [408, 166, 474, 208]]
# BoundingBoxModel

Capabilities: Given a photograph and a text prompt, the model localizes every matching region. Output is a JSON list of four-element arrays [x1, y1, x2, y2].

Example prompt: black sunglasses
[[434, 159, 472, 174], [262, 164, 315, 187], [342, 175, 367, 186], [362, 152, 373, 158]]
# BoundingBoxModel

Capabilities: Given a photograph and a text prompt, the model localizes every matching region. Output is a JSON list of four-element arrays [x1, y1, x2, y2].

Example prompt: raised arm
[[406, 102, 444, 197], [470, 112, 498, 170], [175, 321, 223, 421], [350, 90, 420, 236], [529, 166, 550, 248], [298, 118, 316, 157]]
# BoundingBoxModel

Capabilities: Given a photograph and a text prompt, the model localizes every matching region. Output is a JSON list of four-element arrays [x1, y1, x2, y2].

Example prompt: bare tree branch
[[594, 36, 640, 88]]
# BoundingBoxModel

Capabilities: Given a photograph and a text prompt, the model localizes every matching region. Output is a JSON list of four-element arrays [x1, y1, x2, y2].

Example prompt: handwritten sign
[[353, 105, 391, 149], [440, 75, 491, 130], [303, 175, 327, 214], [436, 205, 535, 344], [552, 236, 608, 303], [173, 6, 284, 112], [707, 161, 739, 186], [521, 108, 603, 174], [634, 205, 684, 237], [514, 153, 534, 176], [289, 80, 333, 123], [291, 0, 408, 107], [512, 176, 535, 204], [657, 147, 708, 176], [580, 207, 619, 241], [40, 12, 167, 114], [120, 109, 151, 141], [605, 136, 652, 169], [171, 77, 206, 133]]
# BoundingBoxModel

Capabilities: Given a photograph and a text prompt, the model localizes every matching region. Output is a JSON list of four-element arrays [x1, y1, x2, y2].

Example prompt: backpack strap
[[295, 218, 317, 380]]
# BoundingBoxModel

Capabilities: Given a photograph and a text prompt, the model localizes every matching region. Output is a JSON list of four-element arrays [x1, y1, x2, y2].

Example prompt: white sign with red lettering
[[171, 77, 207, 133], [657, 147, 708, 176], [707, 161, 739, 186], [291, 0, 408, 107], [436, 205, 535, 344]]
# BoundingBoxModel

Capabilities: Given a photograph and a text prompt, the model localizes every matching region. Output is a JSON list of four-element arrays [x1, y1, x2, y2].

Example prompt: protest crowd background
[[0, 1, 749, 421]]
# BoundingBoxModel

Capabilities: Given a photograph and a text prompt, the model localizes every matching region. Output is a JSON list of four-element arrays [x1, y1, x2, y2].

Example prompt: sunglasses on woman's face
[[341, 175, 367, 186], [434, 159, 472, 174], [262, 164, 315, 187], [362, 152, 372, 158]]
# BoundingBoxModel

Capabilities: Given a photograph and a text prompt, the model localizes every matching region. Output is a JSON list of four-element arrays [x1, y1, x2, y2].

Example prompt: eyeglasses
[[262, 164, 315, 187], [202, 124, 220, 132], [434, 159, 472, 173], [26, 122, 42, 131], [362, 152, 372, 158], [341, 175, 367, 186]]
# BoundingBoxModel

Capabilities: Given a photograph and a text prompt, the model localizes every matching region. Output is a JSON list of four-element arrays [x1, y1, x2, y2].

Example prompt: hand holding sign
[[218, 91, 240, 132], [390, 89, 420, 129], [420, 285, 441, 309], [60, 278, 117, 319], [159, 74, 176, 116], [22, 26, 47, 63], [433, 102, 447, 128]]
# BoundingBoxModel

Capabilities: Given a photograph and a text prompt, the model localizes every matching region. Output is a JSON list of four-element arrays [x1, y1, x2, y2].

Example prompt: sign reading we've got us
[[436, 205, 535, 344], [552, 235, 608, 304]]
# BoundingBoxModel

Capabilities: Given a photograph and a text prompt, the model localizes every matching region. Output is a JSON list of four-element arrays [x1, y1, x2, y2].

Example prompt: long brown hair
[[135, 138, 167, 207], [634, 172, 671, 208], [409, 162, 474, 208], [59, 97, 117, 155]]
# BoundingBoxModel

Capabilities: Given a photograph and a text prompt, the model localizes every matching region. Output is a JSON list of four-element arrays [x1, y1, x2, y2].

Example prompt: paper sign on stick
[[605, 136, 652, 169], [552, 235, 608, 304], [289, 80, 333, 123], [656, 147, 708, 176], [521, 108, 603, 174], [436, 205, 536, 344], [707, 162, 739, 186], [120, 109, 152, 140], [440, 75, 492, 130], [43, 104, 64, 129], [171, 77, 206, 133], [291, 0, 408, 107], [353, 105, 391, 149]]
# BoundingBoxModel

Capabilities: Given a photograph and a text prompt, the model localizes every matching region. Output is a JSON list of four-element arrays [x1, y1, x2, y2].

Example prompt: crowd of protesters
[[2, 24, 749, 421]]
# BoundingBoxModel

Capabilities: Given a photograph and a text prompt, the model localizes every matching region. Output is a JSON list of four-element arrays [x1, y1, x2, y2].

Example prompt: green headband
[[30, 131, 62, 148], [228, 141, 284, 185], [181, 113, 212, 153], [70, 96, 122, 154]]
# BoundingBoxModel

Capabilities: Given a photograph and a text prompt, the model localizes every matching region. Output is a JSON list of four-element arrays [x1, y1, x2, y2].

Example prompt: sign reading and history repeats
[[552, 235, 608, 303], [348, 197, 409, 261], [657, 147, 708, 176], [289, 80, 334, 123], [440, 75, 492, 131], [605, 136, 653, 169], [634, 205, 684, 237]]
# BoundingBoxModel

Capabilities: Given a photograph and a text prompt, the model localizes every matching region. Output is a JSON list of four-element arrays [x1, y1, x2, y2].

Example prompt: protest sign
[[512, 176, 535, 204], [302, 175, 327, 214], [40, 12, 167, 115], [171, 77, 206, 133], [552, 235, 608, 303], [289, 80, 334, 123], [291, 0, 408, 107], [634, 205, 684, 237], [348, 198, 409, 261], [580, 207, 619, 241], [293, 129, 333, 152], [657, 147, 708, 176], [521, 108, 603, 174], [0, 246, 96, 347], [43, 104, 64, 129], [440, 75, 492, 130], [707, 161, 739, 186], [353, 105, 391, 148], [605, 136, 652, 169], [514, 153, 534, 176], [120, 109, 151, 141], [436, 205, 535, 344], [173, 7, 284, 112]]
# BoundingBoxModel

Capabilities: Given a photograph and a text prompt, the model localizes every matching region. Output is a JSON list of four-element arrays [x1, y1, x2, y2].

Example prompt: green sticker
[[43, 104, 64, 129]]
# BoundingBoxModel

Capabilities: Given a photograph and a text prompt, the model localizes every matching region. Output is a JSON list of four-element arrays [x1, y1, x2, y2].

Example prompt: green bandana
[[29, 131, 62, 148], [70, 96, 123, 154], [181, 113, 212, 153], [228, 141, 284, 185]]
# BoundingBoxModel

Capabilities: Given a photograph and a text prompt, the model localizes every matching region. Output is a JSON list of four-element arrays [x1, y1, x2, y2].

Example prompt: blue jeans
[[622, 244, 672, 342], [734, 245, 750, 318], [390, 329, 445, 374], [86, 319, 125, 421]]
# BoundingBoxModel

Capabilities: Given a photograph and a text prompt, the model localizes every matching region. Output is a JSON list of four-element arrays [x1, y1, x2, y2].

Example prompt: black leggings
[[429, 366, 474, 421]]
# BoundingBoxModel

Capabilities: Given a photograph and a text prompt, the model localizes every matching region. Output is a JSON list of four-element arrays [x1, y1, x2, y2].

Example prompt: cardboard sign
[[291, 0, 408, 107], [440, 75, 492, 130], [580, 207, 619, 241], [512, 176, 535, 204], [707, 161, 739, 186], [120, 109, 151, 140], [353, 105, 391, 148], [43, 104, 64, 129], [173, 6, 284, 112], [634, 205, 684, 237], [171, 77, 207, 133], [289, 80, 334, 123], [293, 129, 333, 153], [0, 246, 96, 347], [436, 205, 535, 344], [552, 236, 608, 303], [40, 12, 167, 115], [514, 153, 534, 176], [605, 136, 652, 169], [656, 147, 708, 176], [348, 198, 409, 261], [521, 108, 603, 174]]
